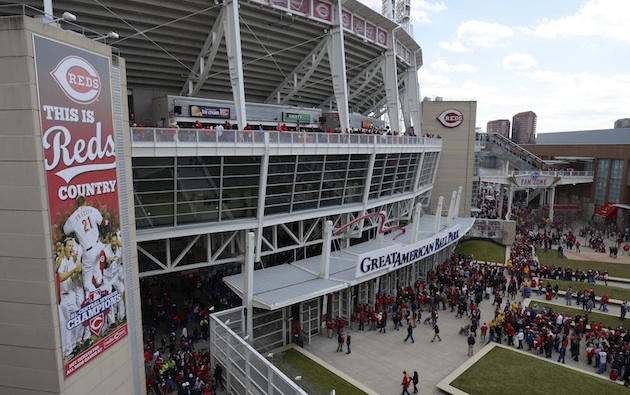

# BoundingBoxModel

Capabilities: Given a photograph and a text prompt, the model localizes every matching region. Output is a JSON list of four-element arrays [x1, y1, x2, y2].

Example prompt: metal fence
[[210, 307, 308, 395]]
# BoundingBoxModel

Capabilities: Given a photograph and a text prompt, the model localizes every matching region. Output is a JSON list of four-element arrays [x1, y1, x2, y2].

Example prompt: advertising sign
[[377, 28, 387, 46], [33, 35, 128, 378], [365, 23, 377, 41], [511, 173, 558, 190], [437, 109, 464, 128], [353, 16, 365, 35], [355, 224, 461, 278], [313, 0, 332, 21], [282, 112, 311, 123], [190, 105, 231, 119]]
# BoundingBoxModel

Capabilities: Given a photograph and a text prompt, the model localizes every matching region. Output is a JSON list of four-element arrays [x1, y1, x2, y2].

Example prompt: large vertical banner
[[33, 35, 128, 378]]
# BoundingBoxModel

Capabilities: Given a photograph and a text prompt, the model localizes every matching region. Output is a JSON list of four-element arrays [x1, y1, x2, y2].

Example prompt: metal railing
[[130, 127, 442, 148], [210, 307, 307, 395], [480, 170, 594, 178]]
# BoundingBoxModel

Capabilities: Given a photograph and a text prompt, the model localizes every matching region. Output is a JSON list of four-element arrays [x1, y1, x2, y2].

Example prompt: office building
[[511, 111, 537, 144]]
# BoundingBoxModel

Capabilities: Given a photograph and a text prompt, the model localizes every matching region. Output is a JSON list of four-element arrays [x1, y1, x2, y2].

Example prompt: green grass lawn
[[455, 240, 506, 264], [533, 301, 628, 332], [537, 278, 630, 303], [537, 249, 630, 278], [275, 348, 367, 395], [451, 346, 627, 395]]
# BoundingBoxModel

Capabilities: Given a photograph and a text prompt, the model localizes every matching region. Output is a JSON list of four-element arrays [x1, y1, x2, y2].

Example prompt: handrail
[[130, 127, 442, 147], [480, 170, 594, 178], [482, 132, 546, 168]]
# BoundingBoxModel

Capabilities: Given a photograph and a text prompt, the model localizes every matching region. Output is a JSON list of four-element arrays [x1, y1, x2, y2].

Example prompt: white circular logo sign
[[51, 56, 101, 104], [437, 109, 463, 128]]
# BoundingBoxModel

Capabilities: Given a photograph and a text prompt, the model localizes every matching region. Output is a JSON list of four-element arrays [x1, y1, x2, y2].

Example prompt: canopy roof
[[224, 215, 475, 310], [4, 0, 422, 116]]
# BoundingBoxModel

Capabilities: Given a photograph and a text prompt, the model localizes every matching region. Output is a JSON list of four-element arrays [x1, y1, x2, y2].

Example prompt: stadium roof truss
[[3, 0, 423, 130]]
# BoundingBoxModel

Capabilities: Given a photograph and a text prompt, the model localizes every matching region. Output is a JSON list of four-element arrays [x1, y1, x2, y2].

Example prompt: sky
[[361, 0, 630, 134]]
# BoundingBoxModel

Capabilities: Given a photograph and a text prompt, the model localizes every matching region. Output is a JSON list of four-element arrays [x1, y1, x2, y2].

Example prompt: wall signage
[[437, 109, 463, 128]]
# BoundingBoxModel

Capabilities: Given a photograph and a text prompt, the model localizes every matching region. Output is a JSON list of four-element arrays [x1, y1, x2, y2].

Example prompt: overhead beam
[[180, 6, 227, 96], [264, 35, 331, 104]]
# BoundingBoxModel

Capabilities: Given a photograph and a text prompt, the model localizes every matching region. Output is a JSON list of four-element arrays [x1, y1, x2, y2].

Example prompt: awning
[[615, 203, 630, 211], [595, 202, 618, 218], [223, 216, 475, 310], [543, 204, 582, 211], [553, 156, 595, 162]]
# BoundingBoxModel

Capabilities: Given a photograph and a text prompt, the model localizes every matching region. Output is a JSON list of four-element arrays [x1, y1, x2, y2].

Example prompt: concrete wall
[[0, 15, 144, 395], [423, 100, 477, 217]]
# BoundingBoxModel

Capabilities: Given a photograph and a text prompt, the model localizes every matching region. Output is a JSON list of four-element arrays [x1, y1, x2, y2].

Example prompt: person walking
[[404, 322, 415, 343], [480, 322, 488, 343], [345, 332, 351, 354], [337, 331, 345, 352], [412, 371, 419, 394], [517, 329, 524, 349], [431, 324, 441, 342], [467, 332, 476, 356], [401, 371, 411, 395], [214, 362, 225, 391], [558, 345, 566, 364]]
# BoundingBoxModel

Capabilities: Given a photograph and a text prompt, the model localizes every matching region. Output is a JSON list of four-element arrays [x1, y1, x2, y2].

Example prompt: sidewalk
[[302, 277, 627, 395]]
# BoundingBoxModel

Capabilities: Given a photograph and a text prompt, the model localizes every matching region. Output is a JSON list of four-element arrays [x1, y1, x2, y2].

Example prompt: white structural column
[[507, 186, 514, 219], [454, 186, 463, 218], [381, 29, 401, 132], [502, 184, 509, 218], [398, 71, 410, 132], [243, 232, 255, 344], [320, 220, 333, 279], [433, 196, 444, 234], [446, 190, 457, 226], [408, 50, 422, 134], [549, 187, 556, 221], [328, 0, 350, 132], [223, 0, 247, 129], [255, 140, 270, 262], [410, 203, 422, 242]]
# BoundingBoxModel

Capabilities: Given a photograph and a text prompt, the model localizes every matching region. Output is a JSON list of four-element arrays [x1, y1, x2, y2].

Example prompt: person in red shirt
[[480, 322, 488, 343], [401, 371, 412, 395], [326, 320, 334, 338]]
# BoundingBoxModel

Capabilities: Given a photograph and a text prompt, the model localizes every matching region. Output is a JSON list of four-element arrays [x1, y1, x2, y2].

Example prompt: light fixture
[[214, 0, 219, 4], [92, 31, 119, 41], [286, 12, 293, 17], [48, 11, 76, 23]]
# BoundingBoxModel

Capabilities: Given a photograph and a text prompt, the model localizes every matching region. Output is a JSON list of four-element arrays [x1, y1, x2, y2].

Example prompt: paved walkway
[[301, 281, 628, 395], [287, 234, 630, 394]]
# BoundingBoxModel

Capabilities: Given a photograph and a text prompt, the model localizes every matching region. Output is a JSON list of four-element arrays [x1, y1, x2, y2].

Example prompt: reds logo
[[82, 290, 111, 337], [51, 56, 101, 104], [342, 13, 350, 28], [437, 109, 464, 128], [315, 2, 330, 20], [378, 31, 386, 45]]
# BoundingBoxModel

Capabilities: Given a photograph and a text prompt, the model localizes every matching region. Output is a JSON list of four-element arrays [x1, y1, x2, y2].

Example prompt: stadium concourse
[[141, 224, 630, 394]]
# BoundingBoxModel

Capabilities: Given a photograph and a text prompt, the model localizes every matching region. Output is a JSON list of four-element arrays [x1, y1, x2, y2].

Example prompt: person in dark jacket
[[412, 371, 419, 393]]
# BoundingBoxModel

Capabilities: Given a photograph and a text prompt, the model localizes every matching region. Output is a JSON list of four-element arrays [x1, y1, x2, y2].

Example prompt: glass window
[[609, 159, 623, 203], [594, 159, 609, 207]]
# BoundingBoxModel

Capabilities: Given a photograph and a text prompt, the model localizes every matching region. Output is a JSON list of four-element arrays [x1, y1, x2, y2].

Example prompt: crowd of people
[[137, 194, 630, 393], [141, 269, 239, 394]]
